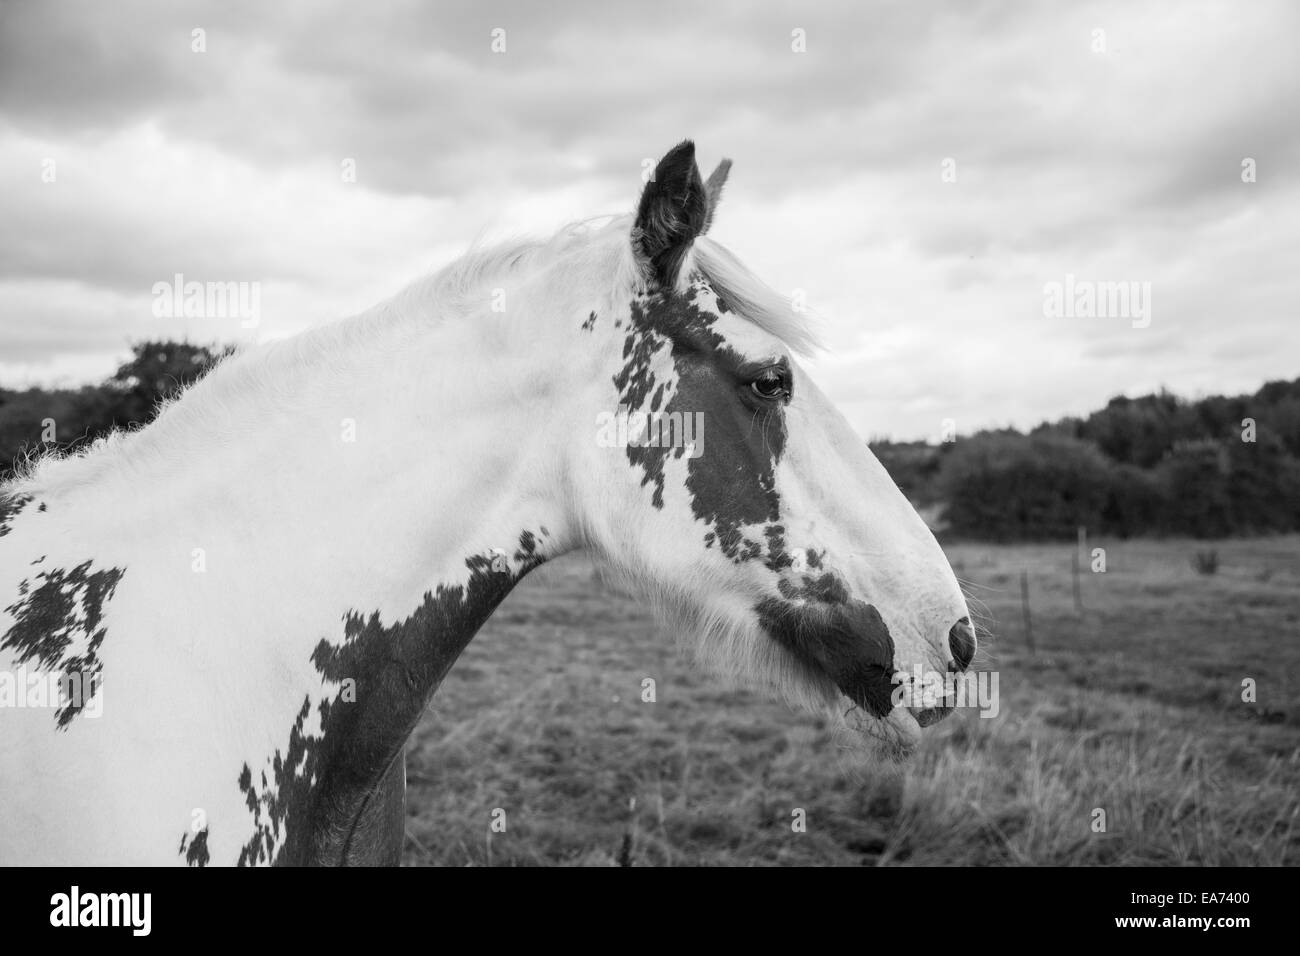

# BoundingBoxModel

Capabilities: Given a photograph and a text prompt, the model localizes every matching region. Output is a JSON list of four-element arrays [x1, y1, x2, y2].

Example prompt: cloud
[[0, 0, 1297, 441]]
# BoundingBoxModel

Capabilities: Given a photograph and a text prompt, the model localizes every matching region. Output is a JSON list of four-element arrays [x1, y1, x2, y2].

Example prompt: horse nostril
[[948, 617, 975, 671]]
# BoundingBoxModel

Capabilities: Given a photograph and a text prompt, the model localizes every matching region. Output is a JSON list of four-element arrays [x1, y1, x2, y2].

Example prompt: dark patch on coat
[[236, 529, 548, 866], [756, 576, 897, 718], [0, 493, 33, 537], [581, 310, 598, 331], [611, 311, 679, 508], [614, 279, 786, 562], [762, 524, 793, 572], [1, 560, 125, 728], [179, 827, 210, 867], [775, 571, 850, 604]]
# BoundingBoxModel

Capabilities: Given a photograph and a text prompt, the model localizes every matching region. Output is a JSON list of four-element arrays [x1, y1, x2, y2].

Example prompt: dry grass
[[403, 536, 1300, 865]]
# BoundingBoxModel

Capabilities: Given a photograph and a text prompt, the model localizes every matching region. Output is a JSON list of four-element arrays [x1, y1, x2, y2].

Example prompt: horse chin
[[835, 703, 923, 767]]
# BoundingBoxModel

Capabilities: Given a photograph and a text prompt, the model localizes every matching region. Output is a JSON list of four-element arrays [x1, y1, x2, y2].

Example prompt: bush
[[939, 432, 1116, 541], [869, 440, 944, 505], [1154, 439, 1234, 537], [1100, 463, 1164, 537], [1224, 432, 1300, 534]]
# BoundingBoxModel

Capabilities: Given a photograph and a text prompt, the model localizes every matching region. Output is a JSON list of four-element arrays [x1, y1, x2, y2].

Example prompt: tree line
[[872, 380, 1300, 540]]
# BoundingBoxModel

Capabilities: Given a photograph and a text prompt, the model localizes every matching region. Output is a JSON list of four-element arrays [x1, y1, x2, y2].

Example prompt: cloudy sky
[[1, 0, 1296, 441]]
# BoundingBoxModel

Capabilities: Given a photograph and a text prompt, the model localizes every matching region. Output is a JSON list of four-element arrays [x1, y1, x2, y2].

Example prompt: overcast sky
[[1, 0, 1296, 441]]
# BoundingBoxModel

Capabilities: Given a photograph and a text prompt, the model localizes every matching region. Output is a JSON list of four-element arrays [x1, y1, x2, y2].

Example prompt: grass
[[402, 536, 1300, 865]]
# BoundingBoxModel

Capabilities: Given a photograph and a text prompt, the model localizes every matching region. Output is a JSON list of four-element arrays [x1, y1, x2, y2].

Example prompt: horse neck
[[49, 308, 577, 648], [189, 312, 581, 864]]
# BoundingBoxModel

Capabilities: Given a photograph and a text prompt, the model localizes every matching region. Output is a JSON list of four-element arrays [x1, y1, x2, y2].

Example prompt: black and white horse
[[0, 141, 974, 865]]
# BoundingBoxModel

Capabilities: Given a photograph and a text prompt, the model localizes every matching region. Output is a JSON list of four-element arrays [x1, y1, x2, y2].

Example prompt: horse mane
[[7, 214, 820, 498], [690, 235, 821, 356], [381, 213, 820, 354]]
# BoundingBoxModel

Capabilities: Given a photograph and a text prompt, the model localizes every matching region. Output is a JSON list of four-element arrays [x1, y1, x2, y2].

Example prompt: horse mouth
[[755, 587, 926, 762], [756, 591, 899, 718], [839, 702, 923, 764]]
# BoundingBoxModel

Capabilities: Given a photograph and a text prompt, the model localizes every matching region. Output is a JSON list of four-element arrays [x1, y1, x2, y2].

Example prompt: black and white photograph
[[0, 0, 1293, 933]]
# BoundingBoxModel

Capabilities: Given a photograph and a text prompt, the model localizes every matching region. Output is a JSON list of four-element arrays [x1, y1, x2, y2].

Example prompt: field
[[402, 537, 1300, 866]]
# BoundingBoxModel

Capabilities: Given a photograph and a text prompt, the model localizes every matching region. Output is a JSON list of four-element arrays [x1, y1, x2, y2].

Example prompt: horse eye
[[750, 368, 790, 402]]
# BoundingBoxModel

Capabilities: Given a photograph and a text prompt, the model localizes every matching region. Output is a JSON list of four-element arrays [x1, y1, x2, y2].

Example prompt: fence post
[[1072, 525, 1085, 616], [1020, 569, 1035, 655]]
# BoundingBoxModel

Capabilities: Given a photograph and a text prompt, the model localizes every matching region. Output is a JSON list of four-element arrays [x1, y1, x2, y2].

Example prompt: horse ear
[[700, 158, 732, 236], [633, 140, 709, 288]]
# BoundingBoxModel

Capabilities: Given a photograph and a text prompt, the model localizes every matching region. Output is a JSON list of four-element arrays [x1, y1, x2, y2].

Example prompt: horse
[[0, 140, 976, 866]]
